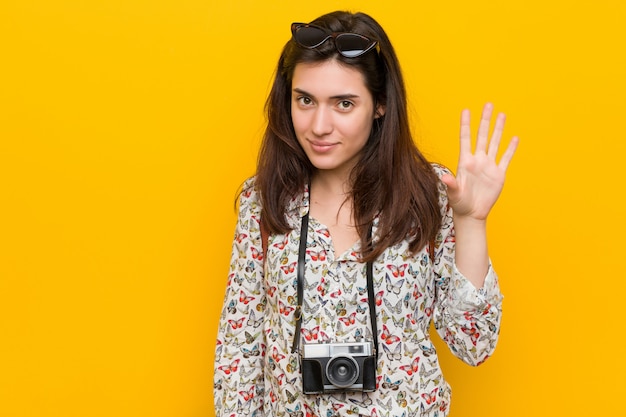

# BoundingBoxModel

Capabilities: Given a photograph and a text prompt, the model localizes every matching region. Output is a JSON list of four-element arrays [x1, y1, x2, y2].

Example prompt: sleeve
[[431, 166, 504, 366], [214, 178, 267, 416]]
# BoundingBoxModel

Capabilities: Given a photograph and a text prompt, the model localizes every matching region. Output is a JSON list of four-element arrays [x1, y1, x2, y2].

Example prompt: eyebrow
[[293, 88, 360, 101]]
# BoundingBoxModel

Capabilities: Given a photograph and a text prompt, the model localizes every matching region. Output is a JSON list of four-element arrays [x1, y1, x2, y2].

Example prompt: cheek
[[290, 109, 307, 136], [338, 116, 373, 140]]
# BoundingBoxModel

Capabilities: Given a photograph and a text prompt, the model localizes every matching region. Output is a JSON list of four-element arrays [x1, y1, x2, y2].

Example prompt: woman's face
[[291, 60, 383, 179]]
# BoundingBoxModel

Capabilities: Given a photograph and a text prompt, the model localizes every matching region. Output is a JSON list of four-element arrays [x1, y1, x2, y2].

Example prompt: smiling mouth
[[309, 140, 338, 152]]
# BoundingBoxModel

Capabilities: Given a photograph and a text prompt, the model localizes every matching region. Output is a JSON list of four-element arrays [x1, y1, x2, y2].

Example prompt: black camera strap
[[291, 211, 378, 361]]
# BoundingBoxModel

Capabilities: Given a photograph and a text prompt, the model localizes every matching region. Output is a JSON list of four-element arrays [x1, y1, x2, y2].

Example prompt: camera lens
[[326, 356, 359, 388]]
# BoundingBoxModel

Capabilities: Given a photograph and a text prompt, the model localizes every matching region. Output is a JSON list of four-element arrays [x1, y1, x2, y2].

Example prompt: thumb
[[440, 173, 457, 191], [440, 173, 461, 202]]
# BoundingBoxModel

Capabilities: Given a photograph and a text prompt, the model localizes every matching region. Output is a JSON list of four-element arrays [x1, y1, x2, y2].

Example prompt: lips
[[309, 139, 338, 153]]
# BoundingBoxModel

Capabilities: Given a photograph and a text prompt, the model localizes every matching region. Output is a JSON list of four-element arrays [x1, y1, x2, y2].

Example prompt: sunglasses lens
[[336, 34, 374, 57], [291, 23, 377, 58], [295, 25, 328, 48]]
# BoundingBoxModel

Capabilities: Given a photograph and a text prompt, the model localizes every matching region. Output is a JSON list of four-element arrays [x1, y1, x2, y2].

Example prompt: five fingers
[[461, 103, 518, 171]]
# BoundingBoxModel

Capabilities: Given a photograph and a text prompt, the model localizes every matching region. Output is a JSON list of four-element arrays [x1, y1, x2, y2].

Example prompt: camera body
[[301, 341, 376, 394]]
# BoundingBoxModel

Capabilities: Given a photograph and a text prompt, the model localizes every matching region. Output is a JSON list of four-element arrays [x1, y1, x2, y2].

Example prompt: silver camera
[[301, 341, 376, 394]]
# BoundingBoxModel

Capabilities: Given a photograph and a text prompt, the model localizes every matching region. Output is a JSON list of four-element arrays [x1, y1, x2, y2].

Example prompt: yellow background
[[1, 0, 625, 416]]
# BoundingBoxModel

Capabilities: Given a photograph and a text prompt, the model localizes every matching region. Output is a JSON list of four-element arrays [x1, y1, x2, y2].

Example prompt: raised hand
[[441, 103, 519, 221]]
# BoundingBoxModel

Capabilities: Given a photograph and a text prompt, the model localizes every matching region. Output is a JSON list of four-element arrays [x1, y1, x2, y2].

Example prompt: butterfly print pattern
[[215, 165, 503, 417]]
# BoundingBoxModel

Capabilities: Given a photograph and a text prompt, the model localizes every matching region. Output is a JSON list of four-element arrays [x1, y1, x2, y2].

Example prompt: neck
[[309, 169, 356, 236], [310, 169, 352, 200]]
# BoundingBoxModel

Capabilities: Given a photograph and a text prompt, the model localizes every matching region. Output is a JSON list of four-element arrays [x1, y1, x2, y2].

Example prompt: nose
[[311, 107, 333, 137]]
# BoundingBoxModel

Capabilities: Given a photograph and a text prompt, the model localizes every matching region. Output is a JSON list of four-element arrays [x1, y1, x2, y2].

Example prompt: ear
[[374, 103, 386, 119]]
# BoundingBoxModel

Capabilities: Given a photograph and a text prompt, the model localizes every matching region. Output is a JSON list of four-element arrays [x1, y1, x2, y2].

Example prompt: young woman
[[214, 10, 518, 417]]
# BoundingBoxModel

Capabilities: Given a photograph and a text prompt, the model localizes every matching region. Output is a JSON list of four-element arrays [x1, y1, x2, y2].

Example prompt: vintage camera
[[301, 341, 377, 394]]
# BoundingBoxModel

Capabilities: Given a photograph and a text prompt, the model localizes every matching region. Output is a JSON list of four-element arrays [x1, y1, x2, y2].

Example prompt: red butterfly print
[[235, 233, 248, 243], [381, 324, 401, 345], [481, 303, 492, 315], [317, 277, 329, 296], [272, 346, 285, 362], [217, 359, 240, 375], [239, 291, 255, 305], [319, 329, 331, 342], [461, 324, 480, 345], [413, 286, 423, 299], [439, 400, 449, 413], [332, 403, 344, 412], [228, 317, 245, 329], [280, 262, 297, 274], [316, 228, 330, 238], [476, 355, 490, 366], [251, 247, 263, 261], [273, 236, 288, 250], [306, 248, 327, 261], [338, 312, 357, 326], [303, 402, 317, 417], [302, 326, 319, 341], [375, 290, 384, 306], [399, 357, 420, 375], [267, 286, 277, 297], [278, 300, 294, 316], [239, 386, 255, 401], [387, 264, 408, 278], [376, 374, 383, 389], [422, 387, 439, 405], [329, 288, 342, 298]]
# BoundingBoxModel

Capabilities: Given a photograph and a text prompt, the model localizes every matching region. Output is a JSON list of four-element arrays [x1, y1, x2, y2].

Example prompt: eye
[[296, 96, 313, 106], [338, 100, 354, 110]]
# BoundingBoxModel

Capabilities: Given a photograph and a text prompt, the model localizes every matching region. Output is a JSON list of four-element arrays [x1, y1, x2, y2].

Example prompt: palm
[[441, 103, 519, 220]]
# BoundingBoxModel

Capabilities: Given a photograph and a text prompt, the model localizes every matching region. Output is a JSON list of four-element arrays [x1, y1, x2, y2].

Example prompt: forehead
[[291, 60, 369, 97]]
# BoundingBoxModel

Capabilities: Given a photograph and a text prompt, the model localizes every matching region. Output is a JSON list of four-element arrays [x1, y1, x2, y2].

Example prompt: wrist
[[452, 215, 489, 288], [452, 214, 487, 231]]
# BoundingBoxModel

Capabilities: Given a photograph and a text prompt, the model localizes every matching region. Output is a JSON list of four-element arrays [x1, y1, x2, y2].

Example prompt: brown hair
[[255, 11, 441, 262]]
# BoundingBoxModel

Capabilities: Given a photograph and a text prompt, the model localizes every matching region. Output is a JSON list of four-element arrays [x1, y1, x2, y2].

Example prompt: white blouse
[[214, 166, 503, 417]]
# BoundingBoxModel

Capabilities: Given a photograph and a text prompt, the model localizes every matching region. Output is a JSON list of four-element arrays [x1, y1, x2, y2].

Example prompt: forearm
[[452, 215, 489, 288]]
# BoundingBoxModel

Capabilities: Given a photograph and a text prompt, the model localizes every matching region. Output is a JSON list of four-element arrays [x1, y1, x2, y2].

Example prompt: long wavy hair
[[255, 11, 441, 262]]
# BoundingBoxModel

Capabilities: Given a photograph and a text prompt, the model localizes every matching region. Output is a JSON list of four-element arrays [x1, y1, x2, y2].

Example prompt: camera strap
[[291, 211, 378, 361]]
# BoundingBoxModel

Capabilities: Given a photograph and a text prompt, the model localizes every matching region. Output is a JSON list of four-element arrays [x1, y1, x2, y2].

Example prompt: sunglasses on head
[[291, 23, 379, 58]]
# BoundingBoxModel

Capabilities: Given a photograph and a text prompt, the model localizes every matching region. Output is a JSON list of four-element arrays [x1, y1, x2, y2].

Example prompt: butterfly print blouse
[[214, 166, 503, 417]]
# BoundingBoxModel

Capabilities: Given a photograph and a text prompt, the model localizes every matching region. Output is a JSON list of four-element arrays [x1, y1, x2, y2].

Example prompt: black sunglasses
[[291, 23, 379, 58]]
